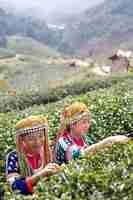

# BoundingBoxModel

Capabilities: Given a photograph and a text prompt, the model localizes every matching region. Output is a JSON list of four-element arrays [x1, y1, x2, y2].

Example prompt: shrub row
[[0, 74, 133, 112], [0, 79, 133, 199]]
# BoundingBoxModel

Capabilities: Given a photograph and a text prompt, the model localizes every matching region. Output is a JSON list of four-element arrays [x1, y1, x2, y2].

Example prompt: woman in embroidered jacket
[[6, 115, 60, 195], [55, 102, 131, 165]]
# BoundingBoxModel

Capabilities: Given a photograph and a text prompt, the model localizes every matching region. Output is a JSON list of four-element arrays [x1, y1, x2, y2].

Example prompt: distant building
[[109, 50, 130, 73]]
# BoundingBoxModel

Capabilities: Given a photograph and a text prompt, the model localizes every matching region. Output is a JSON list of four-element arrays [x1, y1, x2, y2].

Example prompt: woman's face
[[22, 131, 44, 153], [71, 118, 91, 136]]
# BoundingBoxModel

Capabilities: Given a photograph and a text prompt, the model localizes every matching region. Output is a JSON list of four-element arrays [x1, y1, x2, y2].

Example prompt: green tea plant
[[0, 75, 133, 199]]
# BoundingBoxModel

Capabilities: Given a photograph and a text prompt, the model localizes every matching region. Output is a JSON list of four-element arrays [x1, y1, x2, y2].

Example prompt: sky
[[0, 0, 104, 15]]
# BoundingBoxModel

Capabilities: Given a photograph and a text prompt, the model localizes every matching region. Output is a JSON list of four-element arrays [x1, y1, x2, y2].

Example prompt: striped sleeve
[[6, 151, 33, 195]]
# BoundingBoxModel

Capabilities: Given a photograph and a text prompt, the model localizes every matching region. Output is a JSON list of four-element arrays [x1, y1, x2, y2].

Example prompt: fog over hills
[[0, 0, 104, 20], [1, 0, 132, 57], [58, 0, 133, 56]]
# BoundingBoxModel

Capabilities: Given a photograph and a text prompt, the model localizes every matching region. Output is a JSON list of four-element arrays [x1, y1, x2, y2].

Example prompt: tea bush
[[0, 74, 133, 113], [0, 75, 133, 199], [34, 143, 133, 200], [3, 144, 133, 200]]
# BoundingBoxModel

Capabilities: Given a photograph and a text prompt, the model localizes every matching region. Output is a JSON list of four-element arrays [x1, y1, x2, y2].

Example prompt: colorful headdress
[[16, 115, 48, 136], [16, 115, 51, 178], [60, 102, 90, 128], [52, 102, 91, 147]]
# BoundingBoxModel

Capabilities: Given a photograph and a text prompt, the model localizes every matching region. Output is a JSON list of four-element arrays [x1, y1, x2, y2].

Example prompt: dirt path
[[92, 64, 110, 76]]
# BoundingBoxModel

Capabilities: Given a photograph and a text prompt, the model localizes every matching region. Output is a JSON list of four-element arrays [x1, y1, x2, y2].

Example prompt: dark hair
[[66, 125, 71, 132]]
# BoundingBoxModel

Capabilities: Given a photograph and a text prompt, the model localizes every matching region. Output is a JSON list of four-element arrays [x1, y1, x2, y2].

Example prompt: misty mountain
[[0, 7, 60, 48], [60, 0, 133, 55], [0, 0, 103, 20], [1, 0, 133, 57]]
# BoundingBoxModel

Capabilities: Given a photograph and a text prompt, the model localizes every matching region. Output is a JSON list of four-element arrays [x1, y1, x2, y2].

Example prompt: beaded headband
[[16, 124, 48, 136], [61, 111, 90, 127]]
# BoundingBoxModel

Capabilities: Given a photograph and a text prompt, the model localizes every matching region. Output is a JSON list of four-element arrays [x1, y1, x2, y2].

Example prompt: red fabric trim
[[63, 131, 86, 147], [26, 179, 33, 193], [26, 153, 41, 170], [73, 137, 84, 147]]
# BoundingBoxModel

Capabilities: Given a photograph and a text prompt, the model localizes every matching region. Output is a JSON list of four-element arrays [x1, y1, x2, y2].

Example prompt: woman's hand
[[26, 163, 61, 186], [105, 135, 129, 144], [42, 163, 61, 176], [84, 135, 129, 156]]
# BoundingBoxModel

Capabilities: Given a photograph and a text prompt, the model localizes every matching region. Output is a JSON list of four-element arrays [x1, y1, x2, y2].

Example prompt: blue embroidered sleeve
[[12, 178, 32, 195], [55, 138, 71, 164], [70, 145, 81, 160], [6, 151, 19, 174], [6, 150, 32, 195], [55, 138, 82, 164]]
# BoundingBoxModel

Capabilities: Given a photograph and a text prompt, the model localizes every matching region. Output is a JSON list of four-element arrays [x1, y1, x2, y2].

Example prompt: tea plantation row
[[0, 76, 133, 199]]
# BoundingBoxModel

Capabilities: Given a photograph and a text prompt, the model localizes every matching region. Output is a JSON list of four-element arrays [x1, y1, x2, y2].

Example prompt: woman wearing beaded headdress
[[54, 102, 131, 165], [6, 115, 60, 195]]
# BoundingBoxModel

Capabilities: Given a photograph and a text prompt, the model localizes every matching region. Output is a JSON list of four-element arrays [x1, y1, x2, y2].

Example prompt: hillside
[[60, 0, 133, 56], [0, 35, 97, 94], [6, 36, 60, 57], [0, 1, 133, 199], [1, 1, 133, 57], [0, 36, 77, 92], [0, 7, 59, 49]]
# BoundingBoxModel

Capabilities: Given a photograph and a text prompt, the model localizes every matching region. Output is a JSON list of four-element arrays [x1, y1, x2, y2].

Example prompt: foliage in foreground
[[0, 77, 133, 199], [35, 143, 133, 200], [4, 144, 133, 200]]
